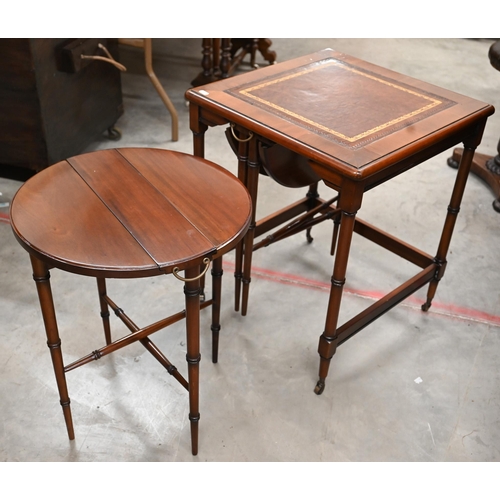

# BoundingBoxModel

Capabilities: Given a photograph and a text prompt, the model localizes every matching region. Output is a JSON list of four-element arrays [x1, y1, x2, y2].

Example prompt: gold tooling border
[[238, 60, 443, 143]]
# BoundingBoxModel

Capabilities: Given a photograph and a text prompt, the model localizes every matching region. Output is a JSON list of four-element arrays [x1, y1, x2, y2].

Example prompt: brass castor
[[314, 379, 325, 395]]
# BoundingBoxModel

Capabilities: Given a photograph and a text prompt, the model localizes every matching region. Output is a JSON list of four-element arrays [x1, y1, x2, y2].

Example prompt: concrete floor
[[1, 39, 500, 465]]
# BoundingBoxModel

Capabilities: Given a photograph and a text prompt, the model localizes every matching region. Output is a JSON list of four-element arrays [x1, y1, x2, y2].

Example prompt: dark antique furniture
[[186, 49, 494, 395], [0, 39, 123, 180], [448, 40, 500, 212], [191, 38, 277, 87], [10, 148, 251, 455]]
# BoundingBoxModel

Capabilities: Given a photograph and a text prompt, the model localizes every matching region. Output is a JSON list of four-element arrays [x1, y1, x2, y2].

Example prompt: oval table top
[[10, 148, 252, 278]]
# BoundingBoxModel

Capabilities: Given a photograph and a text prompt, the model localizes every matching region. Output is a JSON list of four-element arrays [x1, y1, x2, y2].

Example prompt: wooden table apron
[[10, 147, 252, 455], [186, 49, 495, 395]]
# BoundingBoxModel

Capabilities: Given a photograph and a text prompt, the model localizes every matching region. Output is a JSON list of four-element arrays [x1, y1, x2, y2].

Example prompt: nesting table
[[186, 48, 494, 395], [10, 148, 251, 455]]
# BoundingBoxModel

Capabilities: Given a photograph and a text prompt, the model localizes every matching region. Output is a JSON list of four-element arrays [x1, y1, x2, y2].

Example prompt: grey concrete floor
[[1, 39, 500, 467]]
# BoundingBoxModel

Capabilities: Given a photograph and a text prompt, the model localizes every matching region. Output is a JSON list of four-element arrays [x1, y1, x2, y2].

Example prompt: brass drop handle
[[172, 258, 210, 282], [230, 123, 253, 142], [81, 43, 127, 72]]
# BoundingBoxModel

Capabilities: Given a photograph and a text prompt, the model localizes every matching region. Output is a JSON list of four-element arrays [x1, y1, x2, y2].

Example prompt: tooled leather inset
[[226, 58, 456, 149]]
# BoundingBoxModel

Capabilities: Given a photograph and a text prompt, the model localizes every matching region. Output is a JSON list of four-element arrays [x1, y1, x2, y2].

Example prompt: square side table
[[186, 49, 494, 394]]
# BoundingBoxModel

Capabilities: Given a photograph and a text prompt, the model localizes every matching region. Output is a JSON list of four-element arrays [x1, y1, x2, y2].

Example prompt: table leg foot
[[241, 277, 251, 316], [189, 413, 200, 456], [234, 275, 242, 312], [421, 300, 432, 312], [211, 258, 223, 363], [314, 378, 326, 395], [60, 400, 75, 440], [234, 243, 243, 312], [211, 325, 220, 364]]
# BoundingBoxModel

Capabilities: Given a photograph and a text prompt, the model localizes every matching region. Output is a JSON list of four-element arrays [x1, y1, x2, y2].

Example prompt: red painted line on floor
[[0, 212, 10, 224], [223, 261, 500, 328]]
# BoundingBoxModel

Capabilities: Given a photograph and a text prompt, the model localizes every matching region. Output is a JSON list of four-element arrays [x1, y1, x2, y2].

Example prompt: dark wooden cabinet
[[0, 39, 123, 180]]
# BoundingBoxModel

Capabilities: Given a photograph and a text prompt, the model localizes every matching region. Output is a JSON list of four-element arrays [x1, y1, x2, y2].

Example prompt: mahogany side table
[[10, 148, 251, 455], [186, 48, 495, 395]]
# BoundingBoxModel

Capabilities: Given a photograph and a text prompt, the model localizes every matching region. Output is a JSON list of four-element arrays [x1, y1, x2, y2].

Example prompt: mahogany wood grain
[[12, 148, 252, 277], [186, 48, 495, 396], [187, 49, 492, 182], [10, 148, 252, 455]]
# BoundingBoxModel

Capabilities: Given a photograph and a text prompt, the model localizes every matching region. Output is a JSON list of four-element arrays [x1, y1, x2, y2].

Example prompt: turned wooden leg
[[240, 136, 261, 316], [330, 213, 341, 256], [423, 142, 477, 311], [96, 277, 112, 345], [315, 208, 358, 395], [234, 129, 250, 312], [315, 183, 363, 395], [234, 239, 244, 313], [448, 144, 500, 213], [184, 266, 202, 456], [305, 182, 320, 243], [190, 38, 215, 87], [30, 255, 75, 440], [488, 152, 500, 212], [211, 257, 223, 363], [220, 38, 232, 78]]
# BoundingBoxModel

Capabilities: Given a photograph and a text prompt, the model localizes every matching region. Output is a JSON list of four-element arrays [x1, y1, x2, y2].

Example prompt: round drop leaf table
[[10, 147, 252, 456]]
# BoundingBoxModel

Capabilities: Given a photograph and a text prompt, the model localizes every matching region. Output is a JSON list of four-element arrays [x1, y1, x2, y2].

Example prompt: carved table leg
[[230, 38, 277, 69], [30, 255, 75, 440], [256, 38, 277, 65], [220, 38, 232, 78], [191, 38, 218, 87]]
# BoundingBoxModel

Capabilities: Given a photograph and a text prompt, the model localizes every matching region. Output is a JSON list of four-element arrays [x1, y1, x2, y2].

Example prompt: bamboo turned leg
[[330, 212, 341, 256], [184, 266, 202, 456], [240, 136, 261, 316], [234, 239, 244, 312], [422, 143, 477, 311], [96, 277, 112, 345], [315, 185, 362, 395], [211, 257, 223, 363], [30, 255, 75, 440], [234, 129, 250, 312]]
